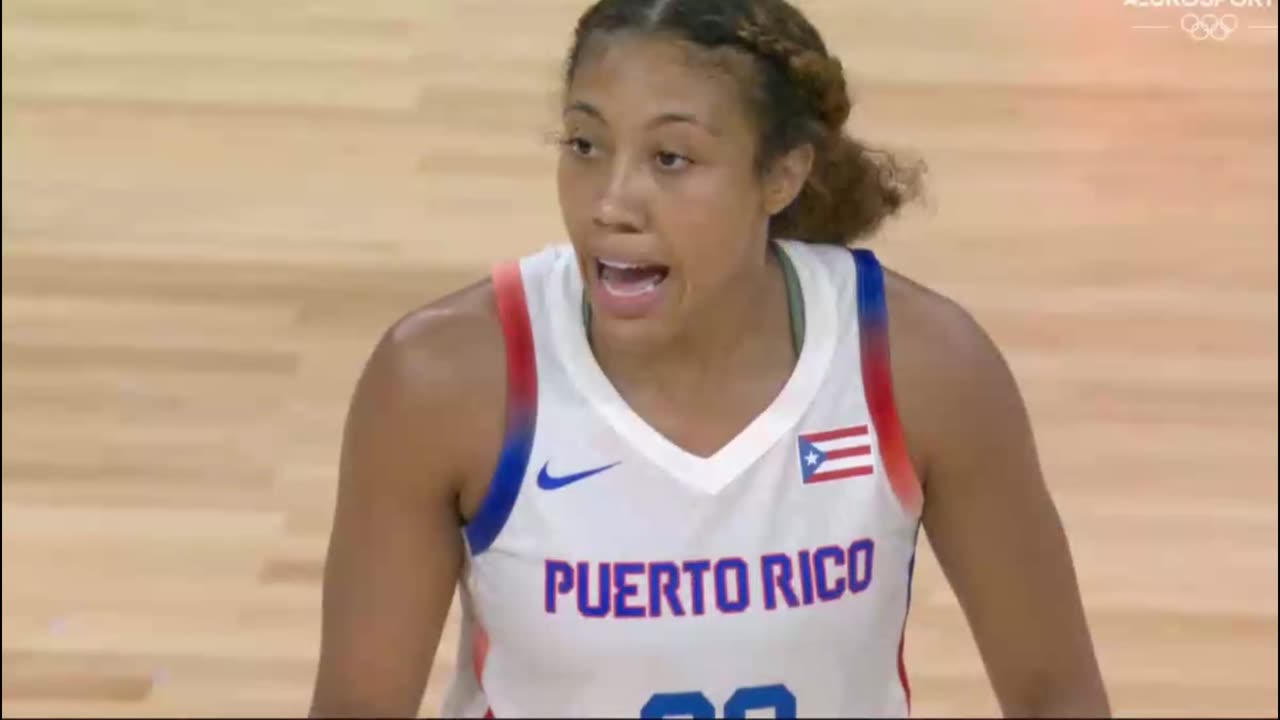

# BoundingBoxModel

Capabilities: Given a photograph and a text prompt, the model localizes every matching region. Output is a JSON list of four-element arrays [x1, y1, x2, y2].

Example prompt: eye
[[655, 151, 691, 171], [562, 136, 596, 158]]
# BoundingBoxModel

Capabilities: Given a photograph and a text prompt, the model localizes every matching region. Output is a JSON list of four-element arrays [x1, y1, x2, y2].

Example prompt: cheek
[[556, 161, 595, 234], [658, 167, 763, 248], [656, 168, 766, 287]]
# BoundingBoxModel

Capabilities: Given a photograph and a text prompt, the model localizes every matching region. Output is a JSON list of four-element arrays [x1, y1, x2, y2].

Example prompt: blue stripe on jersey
[[851, 248, 886, 324], [465, 261, 538, 556], [466, 425, 536, 555]]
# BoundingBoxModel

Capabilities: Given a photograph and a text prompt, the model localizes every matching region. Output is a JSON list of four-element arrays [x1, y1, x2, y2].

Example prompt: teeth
[[602, 275, 662, 297], [599, 258, 647, 270]]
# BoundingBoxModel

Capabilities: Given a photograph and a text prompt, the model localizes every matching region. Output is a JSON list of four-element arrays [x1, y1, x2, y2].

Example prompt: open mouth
[[596, 258, 670, 298]]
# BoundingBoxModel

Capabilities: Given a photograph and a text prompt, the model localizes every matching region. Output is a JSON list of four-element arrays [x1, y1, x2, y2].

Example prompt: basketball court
[[2, 0, 1276, 715]]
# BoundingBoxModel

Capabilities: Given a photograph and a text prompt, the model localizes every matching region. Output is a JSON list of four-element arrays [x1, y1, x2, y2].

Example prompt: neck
[[589, 243, 795, 403]]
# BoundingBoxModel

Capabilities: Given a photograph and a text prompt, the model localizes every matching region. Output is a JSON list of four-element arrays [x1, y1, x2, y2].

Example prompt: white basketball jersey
[[441, 240, 924, 718]]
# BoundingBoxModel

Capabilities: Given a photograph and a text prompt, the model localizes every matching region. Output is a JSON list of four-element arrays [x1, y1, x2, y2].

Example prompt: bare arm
[[891, 280, 1111, 718], [310, 290, 503, 718]]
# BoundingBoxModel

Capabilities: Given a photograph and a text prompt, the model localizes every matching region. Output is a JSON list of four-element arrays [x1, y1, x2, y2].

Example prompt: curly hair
[[563, 0, 925, 245]]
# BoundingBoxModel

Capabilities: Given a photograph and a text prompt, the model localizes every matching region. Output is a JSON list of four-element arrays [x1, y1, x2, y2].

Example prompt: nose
[[592, 156, 645, 233]]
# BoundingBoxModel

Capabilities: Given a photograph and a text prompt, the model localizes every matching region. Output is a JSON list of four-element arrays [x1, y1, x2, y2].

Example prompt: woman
[[309, 0, 1110, 717]]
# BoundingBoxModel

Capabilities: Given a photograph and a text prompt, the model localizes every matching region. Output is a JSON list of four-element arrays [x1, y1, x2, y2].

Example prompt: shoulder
[[882, 266, 997, 372], [375, 278, 506, 402], [345, 277, 508, 516], [878, 264, 1026, 485]]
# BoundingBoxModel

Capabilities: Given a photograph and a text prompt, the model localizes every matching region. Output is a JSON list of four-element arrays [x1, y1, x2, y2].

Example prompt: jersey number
[[641, 684, 796, 718]]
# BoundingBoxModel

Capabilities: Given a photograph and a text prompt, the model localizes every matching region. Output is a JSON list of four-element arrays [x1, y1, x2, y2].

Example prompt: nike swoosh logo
[[537, 461, 620, 490]]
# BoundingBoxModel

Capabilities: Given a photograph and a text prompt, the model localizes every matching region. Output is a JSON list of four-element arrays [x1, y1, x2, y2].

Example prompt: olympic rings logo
[[1180, 13, 1240, 41]]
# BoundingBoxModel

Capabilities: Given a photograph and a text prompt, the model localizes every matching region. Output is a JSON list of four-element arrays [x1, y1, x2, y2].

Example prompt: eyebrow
[[564, 101, 718, 134]]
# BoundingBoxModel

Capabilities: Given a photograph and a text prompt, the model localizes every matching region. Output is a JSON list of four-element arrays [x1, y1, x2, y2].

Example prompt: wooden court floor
[[2, 0, 1276, 716]]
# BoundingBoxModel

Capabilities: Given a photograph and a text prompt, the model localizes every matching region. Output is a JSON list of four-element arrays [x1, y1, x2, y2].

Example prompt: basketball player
[[309, 0, 1110, 717]]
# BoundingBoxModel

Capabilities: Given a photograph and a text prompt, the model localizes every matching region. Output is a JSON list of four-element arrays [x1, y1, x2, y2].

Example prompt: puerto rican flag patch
[[798, 424, 875, 484]]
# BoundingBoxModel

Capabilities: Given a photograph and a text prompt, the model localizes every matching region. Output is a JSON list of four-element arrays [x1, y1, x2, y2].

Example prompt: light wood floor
[[3, 1, 1277, 716]]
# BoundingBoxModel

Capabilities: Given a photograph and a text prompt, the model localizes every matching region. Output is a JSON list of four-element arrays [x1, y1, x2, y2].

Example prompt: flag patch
[[798, 424, 875, 484]]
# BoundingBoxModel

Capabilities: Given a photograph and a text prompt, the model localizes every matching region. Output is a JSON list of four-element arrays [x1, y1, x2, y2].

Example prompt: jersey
[[440, 239, 925, 718]]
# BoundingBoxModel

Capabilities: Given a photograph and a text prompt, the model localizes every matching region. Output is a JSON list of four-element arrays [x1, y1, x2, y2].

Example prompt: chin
[[586, 299, 682, 351]]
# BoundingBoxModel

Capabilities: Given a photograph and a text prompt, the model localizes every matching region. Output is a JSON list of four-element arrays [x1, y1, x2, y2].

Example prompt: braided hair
[[563, 0, 924, 245]]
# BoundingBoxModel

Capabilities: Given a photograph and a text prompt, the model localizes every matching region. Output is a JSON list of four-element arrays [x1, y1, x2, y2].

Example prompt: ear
[[762, 143, 815, 216]]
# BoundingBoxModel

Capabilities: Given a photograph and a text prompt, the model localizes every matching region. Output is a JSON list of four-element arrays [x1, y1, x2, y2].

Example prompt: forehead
[[568, 32, 754, 130]]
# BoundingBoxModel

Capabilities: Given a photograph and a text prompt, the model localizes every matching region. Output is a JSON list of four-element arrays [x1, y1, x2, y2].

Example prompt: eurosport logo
[[1125, 0, 1269, 5], [1125, 0, 1278, 40]]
